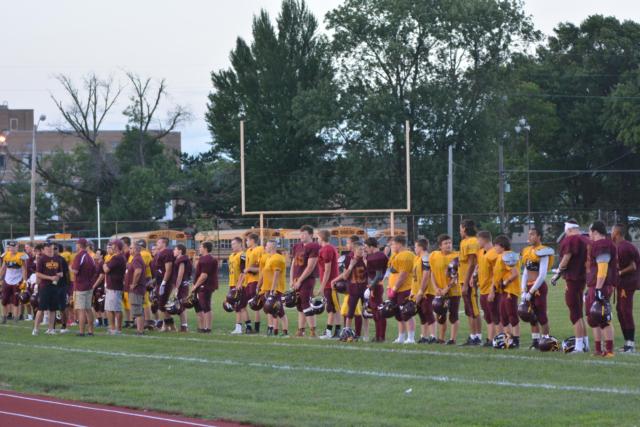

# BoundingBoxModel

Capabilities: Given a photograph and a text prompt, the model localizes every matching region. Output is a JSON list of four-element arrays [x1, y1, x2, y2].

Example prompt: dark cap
[[77, 238, 88, 246], [43, 240, 54, 247], [136, 239, 146, 248], [6, 241, 17, 247], [110, 239, 124, 251]]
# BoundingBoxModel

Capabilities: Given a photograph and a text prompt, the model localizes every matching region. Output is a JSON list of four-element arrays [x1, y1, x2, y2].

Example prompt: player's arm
[[289, 256, 295, 289], [595, 253, 611, 293], [162, 261, 172, 283], [296, 256, 318, 284], [419, 268, 430, 296], [464, 254, 477, 288], [392, 271, 409, 292], [528, 256, 549, 296], [271, 269, 280, 293], [175, 263, 185, 286], [321, 262, 332, 289], [132, 266, 143, 288], [619, 261, 636, 277], [92, 271, 105, 290], [236, 257, 246, 288], [0, 263, 6, 284], [431, 269, 441, 296], [192, 271, 208, 293], [551, 253, 571, 285], [520, 264, 528, 297]]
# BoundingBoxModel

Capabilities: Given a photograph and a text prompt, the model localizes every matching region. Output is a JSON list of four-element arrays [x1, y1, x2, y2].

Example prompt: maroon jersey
[[559, 234, 588, 282], [616, 240, 640, 290], [587, 238, 618, 288], [93, 258, 104, 286], [26, 254, 37, 276], [171, 254, 193, 285], [196, 254, 218, 290], [36, 254, 63, 289], [366, 251, 389, 281], [105, 253, 127, 291], [349, 256, 368, 285], [318, 244, 339, 289], [291, 242, 320, 282], [125, 254, 146, 295], [154, 248, 175, 282], [71, 250, 97, 292]]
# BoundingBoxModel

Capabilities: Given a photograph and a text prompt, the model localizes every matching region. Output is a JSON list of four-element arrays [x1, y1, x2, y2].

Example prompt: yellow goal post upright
[[240, 120, 412, 244]]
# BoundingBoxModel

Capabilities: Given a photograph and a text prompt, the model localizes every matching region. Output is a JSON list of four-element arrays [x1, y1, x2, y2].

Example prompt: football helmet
[[400, 299, 417, 321], [432, 296, 448, 317], [492, 332, 513, 349], [222, 301, 235, 313], [182, 292, 198, 310], [538, 336, 560, 352], [589, 299, 612, 326], [225, 288, 242, 306], [378, 299, 399, 319], [283, 290, 299, 308], [446, 258, 459, 280], [333, 279, 348, 294], [339, 327, 357, 342], [310, 297, 326, 315], [562, 336, 576, 353], [517, 301, 537, 323], [263, 294, 282, 316], [165, 296, 182, 315], [248, 294, 265, 311], [18, 290, 31, 304]]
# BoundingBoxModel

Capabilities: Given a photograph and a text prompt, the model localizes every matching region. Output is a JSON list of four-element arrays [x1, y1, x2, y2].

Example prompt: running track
[[0, 391, 246, 427]]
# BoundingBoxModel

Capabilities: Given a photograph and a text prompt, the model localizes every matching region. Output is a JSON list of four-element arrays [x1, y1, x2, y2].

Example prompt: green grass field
[[1, 278, 639, 427]]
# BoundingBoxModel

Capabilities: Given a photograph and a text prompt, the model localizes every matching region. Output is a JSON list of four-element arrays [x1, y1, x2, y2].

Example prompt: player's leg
[[448, 296, 460, 344]]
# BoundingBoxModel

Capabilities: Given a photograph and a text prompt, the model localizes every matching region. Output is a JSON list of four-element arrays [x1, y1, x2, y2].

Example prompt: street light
[[514, 117, 531, 225], [30, 114, 47, 243]]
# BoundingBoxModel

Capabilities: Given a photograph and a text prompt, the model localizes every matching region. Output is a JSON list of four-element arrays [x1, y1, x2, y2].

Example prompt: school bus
[[375, 228, 407, 247], [3, 233, 77, 251], [110, 230, 196, 256], [195, 228, 285, 260]]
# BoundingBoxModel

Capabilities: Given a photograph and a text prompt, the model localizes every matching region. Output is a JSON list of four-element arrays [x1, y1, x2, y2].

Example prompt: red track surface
[[0, 390, 246, 427]]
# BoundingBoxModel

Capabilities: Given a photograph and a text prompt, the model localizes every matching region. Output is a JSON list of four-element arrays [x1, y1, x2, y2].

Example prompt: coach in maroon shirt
[[71, 238, 97, 336], [103, 239, 127, 335], [612, 224, 640, 352], [192, 241, 218, 333]]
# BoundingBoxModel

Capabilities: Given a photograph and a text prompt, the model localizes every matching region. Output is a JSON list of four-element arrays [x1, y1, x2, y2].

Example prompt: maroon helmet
[[333, 280, 348, 294], [538, 336, 560, 352], [400, 300, 417, 321], [432, 296, 449, 317], [30, 292, 39, 311], [222, 301, 235, 313], [446, 258, 459, 280], [378, 299, 399, 319], [248, 294, 265, 311], [18, 290, 31, 305], [517, 301, 537, 323], [226, 288, 242, 306], [310, 297, 325, 315], [182, 292, 198, 310], [283, 290, 299, 308], [589, 300, 612, 327], [263, 294, 282, 316]]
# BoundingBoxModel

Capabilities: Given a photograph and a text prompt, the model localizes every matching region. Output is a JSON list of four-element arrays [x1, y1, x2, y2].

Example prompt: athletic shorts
[[1, 284, 18, 306], [296, 278, 316, 313], [340, 294, 362, 317], [122, 292, 130, 311], [195, 286, 213, 313], [74, 290, 93, 310], [463, 285, 480, 318], [129, 293, 144, 317], [105, 289, 123, 312], [38, 286, 61, 312], [324, 287, 339, 314], [391, 290, 411, 322]]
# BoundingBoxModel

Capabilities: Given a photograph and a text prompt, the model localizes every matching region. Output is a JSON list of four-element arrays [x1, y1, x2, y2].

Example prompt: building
[[0, 104, 181, 181]]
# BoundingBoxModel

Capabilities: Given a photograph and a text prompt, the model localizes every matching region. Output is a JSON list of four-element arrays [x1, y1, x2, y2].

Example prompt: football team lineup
[[2, 218, 639, 425]]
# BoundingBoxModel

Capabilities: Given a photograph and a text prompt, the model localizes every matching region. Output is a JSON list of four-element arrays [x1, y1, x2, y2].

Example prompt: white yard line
[[2, 341, 639, 396]]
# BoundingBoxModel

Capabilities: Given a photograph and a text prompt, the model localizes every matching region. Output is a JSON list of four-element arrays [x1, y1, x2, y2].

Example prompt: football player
[[386, 235, 416, 344], [318, 230, 340, 339], [429, 234, 460, 344], [103, 240, 127, 335], [336, 235, 363, 338], [124, 241, 146, 335], [340, 241, 367, 339], [229, 237, 248, 334], [520, 228, 554, 349], [0, 241, 27, 324], [244, 233, 264, 334], [192, 241, 218, 333], [263, 240, 288, 336], [413, 238, 436, 344], [70, 238, 97, 336], [120, 237, 133, 329], [153, 237, 175, 331], [554, 220, 589, 352], [459, 219, 482, 346], [136, 240, 156, 331], [586, 221, 617, 357], [611, 224, 639, 353], [171, 244, 193, 332], [364, 237, 388, 342], [492, 235, 521, 348], [256, 245, 272, 333], [476, 231, 500, 346], [291, 225, 320, 337], [91, 248, 107, 327]]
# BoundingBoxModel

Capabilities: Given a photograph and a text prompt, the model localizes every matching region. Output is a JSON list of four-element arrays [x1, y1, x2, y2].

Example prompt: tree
[[206, 0, 338, 212]]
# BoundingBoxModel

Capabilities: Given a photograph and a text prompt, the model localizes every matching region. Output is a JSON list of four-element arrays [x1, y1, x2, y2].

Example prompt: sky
[[2, 0, 640, 155]]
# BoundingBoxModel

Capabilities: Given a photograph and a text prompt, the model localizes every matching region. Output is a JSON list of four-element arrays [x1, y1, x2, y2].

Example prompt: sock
[[630, 329, 635, 342], [326, 325, 333, 332], [595, 341, 602, 354], [274, 329, 278, 336], [575, 337, 584, 352], [626, 340, 635, 347], [584, 336, 590, 348], [531, 333, 540, 340], [333, 325, 341, 337], [181, 323, 188, 328], [398, 332, 406, 341], [605, 340, 613, 353], [254, 322, 260, 333], [513, 336, 520, 344], [477, 334, 482, 341]]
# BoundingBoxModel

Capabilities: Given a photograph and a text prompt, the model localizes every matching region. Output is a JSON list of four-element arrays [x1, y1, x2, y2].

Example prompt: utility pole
[[498, 140, 505, 233], [447, 145, 453, 237], [97, 197, 101, 249]]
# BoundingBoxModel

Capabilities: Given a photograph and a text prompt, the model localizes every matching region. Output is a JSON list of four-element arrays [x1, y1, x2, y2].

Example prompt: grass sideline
[[1, 278, 639, 427]]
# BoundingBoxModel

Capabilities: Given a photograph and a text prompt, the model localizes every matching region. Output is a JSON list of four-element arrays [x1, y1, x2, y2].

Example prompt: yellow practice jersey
[[388, 250, 415, 293], [104, 254, 113, 263], [262, 253, 286, 294], [228, 251, 245, 288], [458, 237, 480, 285], [2, 252, 27, 285], [412, 253, 433, 296], [428, 251, 460, 296], [60, 251, 73, 264], [521, 245, 555, 278], [244, 246, 264, 284], [140, 249, 153, 279], [477, 247, 499, 295], [493, 251, 520, 296]]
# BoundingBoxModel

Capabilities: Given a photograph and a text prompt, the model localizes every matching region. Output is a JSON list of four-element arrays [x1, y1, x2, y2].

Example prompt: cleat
[[483, 339, 493, 348], [31, 329, 38, 336], [602, 351, 615, 358], [446, 339, 456, 345], [418, 337, 428, 344], [460, 337, 475, 346]]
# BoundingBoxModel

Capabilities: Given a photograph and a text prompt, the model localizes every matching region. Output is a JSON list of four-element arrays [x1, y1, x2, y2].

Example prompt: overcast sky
[[2, 0, 639, 155]]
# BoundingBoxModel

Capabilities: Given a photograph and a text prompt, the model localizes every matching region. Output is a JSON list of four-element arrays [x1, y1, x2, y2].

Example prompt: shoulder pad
[[596, 253, 611, 263], [338, 255, 346, 263], [240, 254, 246, 261], [20, 254, 29, 261], [502, 252, 519, 267], [535, 247, 554, 257], [421, 255, 430, 271]]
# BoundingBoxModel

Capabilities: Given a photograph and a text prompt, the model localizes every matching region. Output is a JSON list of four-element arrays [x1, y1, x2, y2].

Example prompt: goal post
[[240, 120, 412, 242]]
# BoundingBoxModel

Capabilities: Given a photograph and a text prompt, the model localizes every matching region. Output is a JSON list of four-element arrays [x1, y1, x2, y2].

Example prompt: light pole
[[29, 115, 47, 243], [498, 132, 507, 233], [514, 117, 531, 225]]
